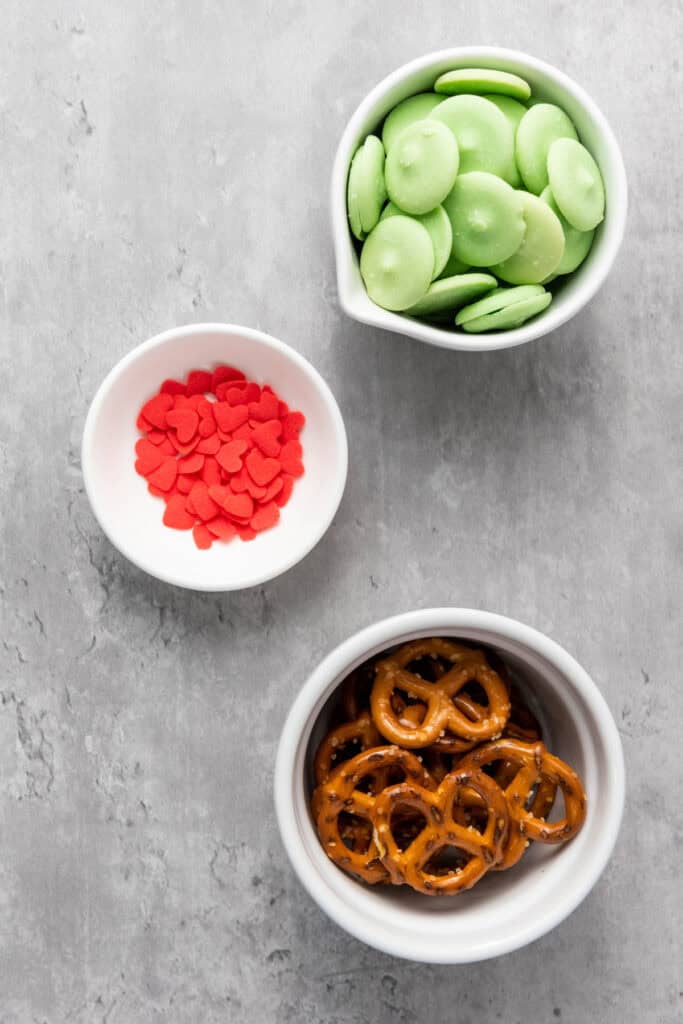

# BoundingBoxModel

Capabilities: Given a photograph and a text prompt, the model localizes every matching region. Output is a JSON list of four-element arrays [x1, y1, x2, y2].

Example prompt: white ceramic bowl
[[331, 47, 628, 352], [82, 323, 348, 591], [275, 608, 624, 963]]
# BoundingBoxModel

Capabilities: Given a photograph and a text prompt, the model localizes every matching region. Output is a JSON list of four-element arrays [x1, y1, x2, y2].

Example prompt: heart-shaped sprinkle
[[177, 452, 204, 475], [197, 433, 220, 455], [261, 476, 284, 503], [225, 385, 250, 406], [223, 492, 254, 520], [246, 449, 280, 486], [192, 523, 214, 549], [208, 484, 232, 508], [281, 410, 305, 441], [205, 516, 237, 540], [160, 378, 187, 396], [163, 494, 195, 530], [134, 438, 164, 476], [279, 440, 304, 477], [198, 418, 215, 439], [146, 430, 167, 446], [248, 391, 279, 422], [147, 456, 178, 491], [141, 393, 173, 429], [212, 365, 246, 390], [186, 369, 213, 396], [275, 474, 295, 507], [166, 408, 199, 443], [201, 457, 221, 487], [236, 525, 257, 541], [217, 439, 248, 474], [168, 433, 199, 456], [252, 419, 282, 457], [251, 502, 280, 532], [230, 467, 267, 500], [177, 475, 194, 494], [231, 422, 254, 444], [214, 402, 248, 433], [189, 481, 219, 521]]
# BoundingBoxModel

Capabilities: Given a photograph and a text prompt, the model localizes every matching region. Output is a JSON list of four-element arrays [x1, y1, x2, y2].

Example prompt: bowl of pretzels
[[275, 608, 624, 963]]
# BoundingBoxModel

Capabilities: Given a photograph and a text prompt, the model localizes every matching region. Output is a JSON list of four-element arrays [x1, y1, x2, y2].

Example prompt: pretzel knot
[[314, 746, 436, 884], [372, 768, 510, 895], [458, 738, 587, 870], [371, 639, 511, 748]]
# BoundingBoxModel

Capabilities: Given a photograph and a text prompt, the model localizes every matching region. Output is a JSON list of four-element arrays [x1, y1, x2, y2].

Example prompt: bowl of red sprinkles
[[82, 324, 348, 591]]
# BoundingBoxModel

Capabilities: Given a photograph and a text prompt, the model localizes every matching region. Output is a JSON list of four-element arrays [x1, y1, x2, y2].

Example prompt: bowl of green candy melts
[[332, 48, 627, 352]]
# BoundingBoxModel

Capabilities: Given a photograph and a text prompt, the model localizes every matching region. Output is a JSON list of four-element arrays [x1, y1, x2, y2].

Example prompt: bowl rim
[[274, 607, 625, 962], [81, 322, 349, 592], [331, 46, 628, 353]]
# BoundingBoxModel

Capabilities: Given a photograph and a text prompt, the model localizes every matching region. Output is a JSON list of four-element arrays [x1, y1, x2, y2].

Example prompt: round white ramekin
[[82, 323, 348, 591], [275, 608, 625, 963], [331, 48, 628, 352]]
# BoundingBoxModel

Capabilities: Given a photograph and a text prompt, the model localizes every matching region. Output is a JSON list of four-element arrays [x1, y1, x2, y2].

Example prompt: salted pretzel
[[315, 746, 436, 884], [372, 768, 510, 895], [371, 639, 510, 748], [458, 738, 587, 869], [313, 711, 382, 787]]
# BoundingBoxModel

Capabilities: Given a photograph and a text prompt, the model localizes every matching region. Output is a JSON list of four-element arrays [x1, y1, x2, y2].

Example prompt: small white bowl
[[82, 323, 348, 591], [331, 47, 628, 352], [275, 608, 624, 963]]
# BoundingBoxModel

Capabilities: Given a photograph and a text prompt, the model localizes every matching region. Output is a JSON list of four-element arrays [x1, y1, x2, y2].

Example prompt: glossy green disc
[[460, 291, 552, 332], [347, 135, 387, 240], [406, 273, 497, 317], [360, 215, 434, 311], [540, 185, 595, 274], [455, 284, 545, 325], [443, 171, 525, 267], [515, 103, 578, 195], [434, 67, 531, 102], [381, 93, 444, 152], [429, 94, 515, 178], [380, 201, 453, 279], [384, 119, 459, 215], [491, 191, 565, 284], [547, 138, 605, 231], [484, 94, 527, 187]]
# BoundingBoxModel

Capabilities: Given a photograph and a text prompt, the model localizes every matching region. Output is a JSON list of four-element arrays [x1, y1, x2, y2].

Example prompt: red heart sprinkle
[[168, 433, 199, 455], [148, 483, 166, 497], [252, 419, 282, 457], [177, 452, 204, 474], [198, 418, 215, 439], [147, 456, 178, 491], [275, 474, 295, 507], [231, 422, 254, 444], [163, 494, 195, 530], [223, 492, 254, 520], [208, 484, 232, 507], [216, 439, 248, 474], [236, 525, 257, 541], [212, 365, 246, 390], [225, 385, 250, 406], [279, 440, 304, 477], [135, 438, 164, 475], [137, 412, 153, 432], [146, 430, 167, 446], [177, 475, 193, 494], [278, 400, 289, 417], [186, 369, 213, 396], [192, 523, 214, 549], [141, 393, 173, 429], [230, 467, 267, 499], [251, 502, 280, 532], [189, 481, 219, 521], [214, 402, 248, 433], [166, 408, 199, 443], [201, 457, 221, 487], [157, 437, 176, 456], [204, 516, 236, 540], [197, 433, 220, 455], [249, 391, 279, 422], [281, 411, 305, 441], [160, 378, 187, 396], [246, 449, 280, 486], [261, 476, 284, 503]]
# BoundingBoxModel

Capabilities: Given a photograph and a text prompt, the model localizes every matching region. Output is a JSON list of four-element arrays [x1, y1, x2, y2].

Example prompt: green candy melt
[[515, 103, 578, 195], [460, 291, 552, 332], [434, 67, 531, 102], [491, 191, 565, 284], [540, 186, 595, 274], [455, 284, 546, 324], [443, 171, 525, 267], [347, 135, 387, 240], [360, 215, 434, 311], [384, 119, 459, 215], [429, 94, 515, 179], [380, 201, 453, 279], [438, 251, 470, 278], [547, 138, 605, 231], [381, 93, 444, 152], [483, 94, 527, 187], [405, 273, 497, 317]]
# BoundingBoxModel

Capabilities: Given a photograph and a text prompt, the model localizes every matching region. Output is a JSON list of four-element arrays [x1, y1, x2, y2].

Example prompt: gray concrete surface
[[1, 1, 681, 1021]]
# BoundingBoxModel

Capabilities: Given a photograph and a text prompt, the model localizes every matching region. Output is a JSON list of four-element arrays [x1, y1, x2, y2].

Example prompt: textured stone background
[[1, 2, 681, 1021]]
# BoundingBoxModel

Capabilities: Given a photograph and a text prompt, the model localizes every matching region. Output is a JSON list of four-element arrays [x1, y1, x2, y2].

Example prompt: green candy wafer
[[381, 93, 444, 152], [491, 191, 565, 284], [443, 172, 525, 267], [438, 251, 471, 278], [540, 186, 595, 274], [347, 135, 387, 240], [434, 67, 531, 102], [547, 138, 605, 231], [460, 290, 552, 332], [484, 94, 527, 187], [385, 119, 459, 215], [429, 94, 514, 178], [380, 201, 453, 279], [515, 103, 578, 195], [406, 273, 497, 317], [455, 284, 546, 325], [360, 215, 433, 311]]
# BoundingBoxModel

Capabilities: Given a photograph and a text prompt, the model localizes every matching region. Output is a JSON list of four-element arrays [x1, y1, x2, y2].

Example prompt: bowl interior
[[333, 48, 627, 351], [290, 621, 620, 961], [83, 325, 347, 591]]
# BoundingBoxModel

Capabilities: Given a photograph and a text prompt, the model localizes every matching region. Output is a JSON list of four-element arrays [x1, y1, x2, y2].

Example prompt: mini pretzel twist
[[458, 738, 587, 869], [314, 746, 436, 884], [311, 711, 384, 821], [372, 768, 510, 895], [371, 639, 511, 748]]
